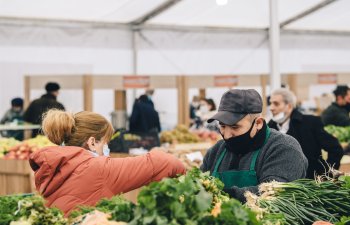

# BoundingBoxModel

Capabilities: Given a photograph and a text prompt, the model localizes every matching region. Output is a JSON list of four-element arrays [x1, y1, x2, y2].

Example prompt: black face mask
[[222, 119, 256, 155]]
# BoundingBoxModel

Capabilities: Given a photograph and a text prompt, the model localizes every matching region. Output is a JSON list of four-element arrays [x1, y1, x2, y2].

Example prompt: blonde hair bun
[[42, 109, 75, 145]]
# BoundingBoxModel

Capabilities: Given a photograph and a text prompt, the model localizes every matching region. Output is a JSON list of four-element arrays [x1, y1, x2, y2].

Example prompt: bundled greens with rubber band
[[245, 171, 350, 225]]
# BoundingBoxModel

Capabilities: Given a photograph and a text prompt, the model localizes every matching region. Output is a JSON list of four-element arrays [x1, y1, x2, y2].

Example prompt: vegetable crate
[[0, 159, 35, 195]]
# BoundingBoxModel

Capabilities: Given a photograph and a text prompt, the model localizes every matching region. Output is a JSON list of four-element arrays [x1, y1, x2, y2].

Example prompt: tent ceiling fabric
[[0, 0, 349, 32], [0, 0, 167, 23], [148, 0, 323, 28], [285, 0, 350, 31]]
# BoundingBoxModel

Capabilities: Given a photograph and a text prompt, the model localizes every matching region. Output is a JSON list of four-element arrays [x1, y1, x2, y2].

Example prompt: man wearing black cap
[[321, 85, 350, 126], [201, 89, 308, 202], [24, 82, 65, 137]]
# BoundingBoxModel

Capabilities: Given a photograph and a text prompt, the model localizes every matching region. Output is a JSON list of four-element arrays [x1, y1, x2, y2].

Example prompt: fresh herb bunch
[[246, 175, 350, 225], [129, 168, 258, 225], [70, 196, 135, 222], [198, 199, 261, 225], [0, 195, 23, 225], [0, 195, 67, 225]]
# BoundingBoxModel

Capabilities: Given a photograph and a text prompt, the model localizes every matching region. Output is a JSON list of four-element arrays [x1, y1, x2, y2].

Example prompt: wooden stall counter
[[0, 159, 35, 195]]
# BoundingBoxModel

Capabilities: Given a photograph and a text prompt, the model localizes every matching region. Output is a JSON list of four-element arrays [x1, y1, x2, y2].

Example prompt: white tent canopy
[[0, 0, 349, 32], [0, 0, 350, 126]]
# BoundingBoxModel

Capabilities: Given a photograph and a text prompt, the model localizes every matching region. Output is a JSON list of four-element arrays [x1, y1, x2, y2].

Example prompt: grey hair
[[271, 88, 297, 108]]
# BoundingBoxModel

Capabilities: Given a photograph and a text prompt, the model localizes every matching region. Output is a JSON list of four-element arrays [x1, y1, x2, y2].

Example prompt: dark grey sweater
[[200, 128, 308, 202]]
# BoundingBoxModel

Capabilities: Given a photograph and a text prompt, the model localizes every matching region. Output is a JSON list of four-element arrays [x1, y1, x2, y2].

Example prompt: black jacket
[[321, 103, 350, 126], [24, 93, 65, 125], [268, 109, 344, 179], [129, 100, 161, 133]]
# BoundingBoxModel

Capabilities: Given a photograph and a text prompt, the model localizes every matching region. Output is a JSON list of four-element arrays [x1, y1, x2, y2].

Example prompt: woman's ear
[[86, 137, 96, 151]]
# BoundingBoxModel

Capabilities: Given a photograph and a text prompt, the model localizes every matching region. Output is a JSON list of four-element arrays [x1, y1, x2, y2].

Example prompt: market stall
[[1, 168, 349, 225]]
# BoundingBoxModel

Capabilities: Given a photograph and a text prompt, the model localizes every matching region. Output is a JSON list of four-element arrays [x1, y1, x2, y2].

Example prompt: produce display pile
[[2, 169, 350, 225], [1, 135, 55, 160], [0, 195, 67, 225], [71, 168, 258, 225], [160, 125, 201, 144], [190, 129, 221, 142], [0, 138, 20, 158], [245, 172, 350, 225], [160, 125, 220, 144], [324, 125, 350, 143], [1, 169, 259, 225]]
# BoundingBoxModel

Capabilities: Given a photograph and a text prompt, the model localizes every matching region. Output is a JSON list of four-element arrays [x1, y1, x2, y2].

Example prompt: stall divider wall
[[24, 74, 270, 126], [25, 74, 350, 127]]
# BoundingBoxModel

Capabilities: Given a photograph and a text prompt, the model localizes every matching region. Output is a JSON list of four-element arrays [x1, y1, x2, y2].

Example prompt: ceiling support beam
[[280, 0, 338, 28], [130, 0, 182, 26]]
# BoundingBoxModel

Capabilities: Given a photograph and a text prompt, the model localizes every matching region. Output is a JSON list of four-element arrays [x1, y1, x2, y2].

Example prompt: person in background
[[29, 109, 185, 215], [23, 82, 65, 137], [268, 88, 344, 178], [129, 94, 161, 133], [190, 96, 201, 128], [0, 97, 24, 140], [201, 89, 307, 202], [196, 98, 218, 131], [321, 85, 350, 126], [145, 89, 155, 107]]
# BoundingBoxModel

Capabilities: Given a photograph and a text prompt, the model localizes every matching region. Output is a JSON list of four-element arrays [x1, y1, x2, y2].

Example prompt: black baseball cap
[[208, 89, 262, 125]]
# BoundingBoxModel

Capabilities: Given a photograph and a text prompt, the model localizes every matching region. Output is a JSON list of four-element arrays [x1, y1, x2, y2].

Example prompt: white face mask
[[200, 105, 209, 113], [103, 144, 110, 157], [272, 112, 287, 124], [192, 102, 200, 108]]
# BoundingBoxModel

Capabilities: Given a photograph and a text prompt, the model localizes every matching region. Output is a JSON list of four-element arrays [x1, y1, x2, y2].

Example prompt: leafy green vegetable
[[324, 125, 350, 143], [335, 216, 350, 225], [199, 199, 261, 225], [129, 168, 259, 225], [0, 195, 67, 225], [70, 196, 135, 222], [0, 195, 22, 225]]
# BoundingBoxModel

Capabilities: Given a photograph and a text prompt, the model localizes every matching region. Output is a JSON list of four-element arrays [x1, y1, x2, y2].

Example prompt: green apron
[[212, 127, 271, 188]]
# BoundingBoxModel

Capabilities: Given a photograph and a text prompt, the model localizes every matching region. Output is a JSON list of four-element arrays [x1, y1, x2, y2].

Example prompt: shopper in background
[[201, 89, 307, 203], [145, 89, 155, 107], [24, 82, 65, 137], [268, 88, 344, 179], [129, 94, 161, 133], [321, 85, 350, 126], [29, 109, 185, 215], [190, 95, 200, 126], [196, 98, 217, 131], [0, 97, 24, 140]]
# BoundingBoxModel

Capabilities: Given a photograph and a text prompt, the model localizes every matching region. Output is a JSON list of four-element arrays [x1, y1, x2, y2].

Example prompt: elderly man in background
[[268, 88, 344, 179]]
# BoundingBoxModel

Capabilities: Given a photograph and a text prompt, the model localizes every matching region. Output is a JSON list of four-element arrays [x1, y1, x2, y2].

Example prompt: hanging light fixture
[[216, 0, 228, 6]]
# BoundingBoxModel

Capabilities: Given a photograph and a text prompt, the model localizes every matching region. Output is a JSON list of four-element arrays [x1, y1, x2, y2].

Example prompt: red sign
[[214, 75, 238, 87], [123, 76, 150, 88], [318, 74, 337, 84]]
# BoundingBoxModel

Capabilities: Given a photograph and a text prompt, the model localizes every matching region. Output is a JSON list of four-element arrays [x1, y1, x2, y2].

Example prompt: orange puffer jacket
[[29, 146, 185, 215]]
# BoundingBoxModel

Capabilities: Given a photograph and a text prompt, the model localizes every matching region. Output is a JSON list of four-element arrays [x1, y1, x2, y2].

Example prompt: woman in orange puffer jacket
[[29, 109, 185, 215]]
